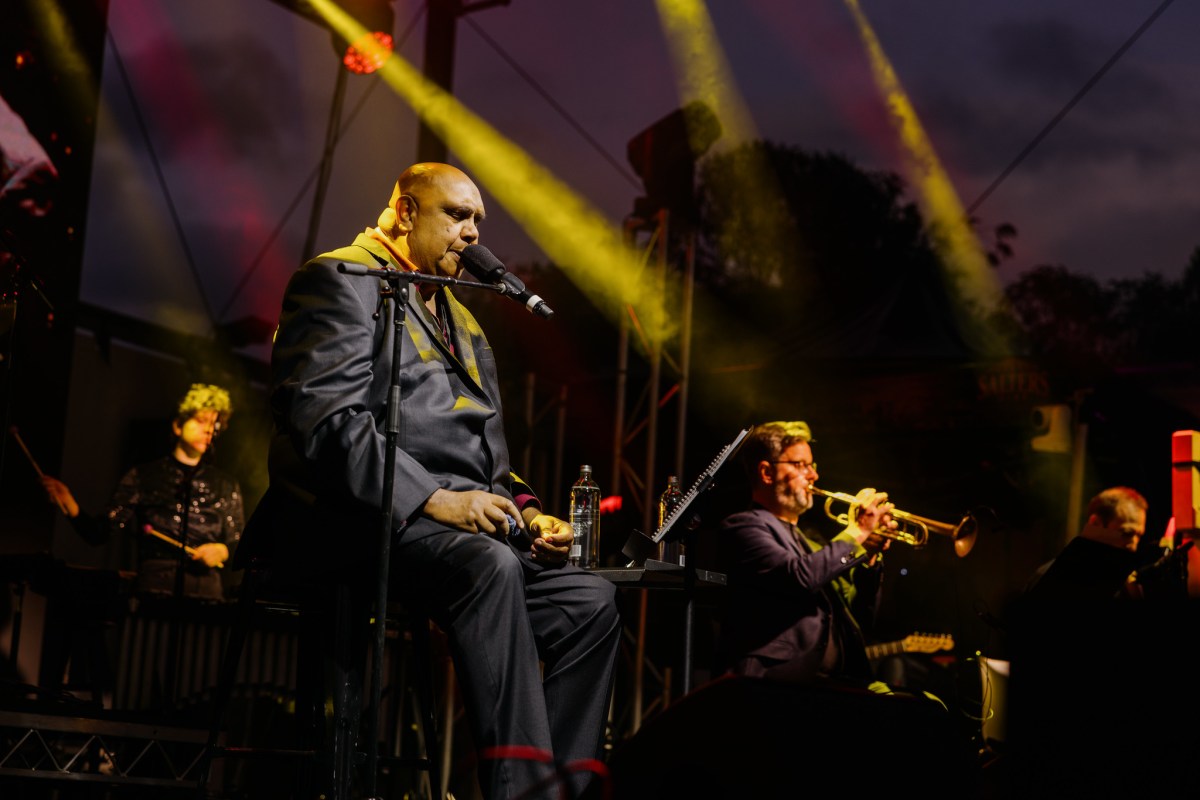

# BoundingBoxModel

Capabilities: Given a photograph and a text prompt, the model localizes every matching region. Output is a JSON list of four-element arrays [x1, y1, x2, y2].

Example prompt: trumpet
[[808, 487, 977, 558]]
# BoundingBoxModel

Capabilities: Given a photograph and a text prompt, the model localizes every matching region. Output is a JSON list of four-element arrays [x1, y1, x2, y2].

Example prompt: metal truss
[[0, 709, 207, 789], [609, 208, 697, 738]]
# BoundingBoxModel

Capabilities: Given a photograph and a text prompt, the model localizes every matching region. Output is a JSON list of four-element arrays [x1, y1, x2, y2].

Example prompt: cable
[[215, 6, 427, 323], [461, 15, 644, 191], [966, 0, 1177, 216], [106, 28, 217, 332]]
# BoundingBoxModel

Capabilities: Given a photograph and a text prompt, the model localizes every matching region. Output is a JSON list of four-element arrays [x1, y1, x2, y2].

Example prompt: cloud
[[989, 18, 1117, 96], [894, 12, 1198, 208], [984, 17, 1180, 155]]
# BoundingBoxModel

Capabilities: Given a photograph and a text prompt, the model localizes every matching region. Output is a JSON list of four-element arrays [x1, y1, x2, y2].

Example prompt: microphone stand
[[681, 526, 697, 695], [165, 456, 199, 714], [335, 262, 501, 799]]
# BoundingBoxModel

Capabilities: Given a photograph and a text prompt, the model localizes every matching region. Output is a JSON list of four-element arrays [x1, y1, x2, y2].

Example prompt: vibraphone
[[113, 593, 300, 712], [2, 557, 440, 796]]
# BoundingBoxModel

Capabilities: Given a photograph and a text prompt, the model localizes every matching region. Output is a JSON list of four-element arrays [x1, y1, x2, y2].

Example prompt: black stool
[[194, 555, 442, 800]]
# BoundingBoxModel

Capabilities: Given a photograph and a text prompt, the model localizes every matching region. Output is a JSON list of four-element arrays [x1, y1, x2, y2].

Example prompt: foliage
[[691, 140, 973, 361], [994, 247, 1200, 377], [696, 141, 929, 289]]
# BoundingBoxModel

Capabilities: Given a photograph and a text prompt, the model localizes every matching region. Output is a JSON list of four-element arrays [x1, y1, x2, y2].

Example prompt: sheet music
[[652, 427, 750, 545]]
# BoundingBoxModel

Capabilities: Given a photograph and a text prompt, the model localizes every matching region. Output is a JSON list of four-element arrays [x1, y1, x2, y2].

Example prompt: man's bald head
[[377, 162, 481, 244], [395, 162, 471, 200], [374, 162, 484, 280]]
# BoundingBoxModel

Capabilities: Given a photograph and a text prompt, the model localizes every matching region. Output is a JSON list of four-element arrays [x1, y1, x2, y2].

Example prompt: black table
[[592, 559, 725, 589], [593, 558, 726, 735]]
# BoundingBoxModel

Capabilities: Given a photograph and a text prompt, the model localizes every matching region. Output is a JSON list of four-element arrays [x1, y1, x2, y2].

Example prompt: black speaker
[[586, 676, 978, 800]]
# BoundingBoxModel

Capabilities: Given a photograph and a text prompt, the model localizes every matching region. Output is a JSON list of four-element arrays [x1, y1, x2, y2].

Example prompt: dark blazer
[[717, 507, 882, 682], [246, 233, 526, 579]]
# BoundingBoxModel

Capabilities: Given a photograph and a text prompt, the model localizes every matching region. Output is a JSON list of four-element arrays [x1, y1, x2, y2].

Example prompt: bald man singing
[[251, 163, 620, 800]]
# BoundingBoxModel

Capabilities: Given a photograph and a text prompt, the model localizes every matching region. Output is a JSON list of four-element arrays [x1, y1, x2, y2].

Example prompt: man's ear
[[172, 420, 183, 439], [757, 460, 773, 485], [1078, 515, 1108, 542], [396, 195, 417, 232]]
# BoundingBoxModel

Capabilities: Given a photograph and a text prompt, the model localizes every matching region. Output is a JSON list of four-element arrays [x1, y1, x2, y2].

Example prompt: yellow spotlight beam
[[33, 3, 200, 329], [650, 0, 835, 428], [654, 0, 757, 149], [653, 0, 811, 291], [843, 0, 1005, 350], [308, 0, 673, 343], [28, 0, 96, 113]]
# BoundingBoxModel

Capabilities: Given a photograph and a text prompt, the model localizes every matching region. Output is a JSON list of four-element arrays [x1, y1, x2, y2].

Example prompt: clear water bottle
[[657, 475, 685, 566], [569, 464, 601, 569]]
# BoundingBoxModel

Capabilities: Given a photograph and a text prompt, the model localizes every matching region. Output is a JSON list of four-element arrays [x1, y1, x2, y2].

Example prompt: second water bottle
[[569, 464, 601, 569]]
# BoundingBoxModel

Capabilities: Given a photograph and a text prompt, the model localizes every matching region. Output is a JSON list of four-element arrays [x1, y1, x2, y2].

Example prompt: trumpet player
[[715, 420, 897, 688]]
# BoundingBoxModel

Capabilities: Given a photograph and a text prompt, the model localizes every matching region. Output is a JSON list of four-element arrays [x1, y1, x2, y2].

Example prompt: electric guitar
[[865, 632, 954, 660]]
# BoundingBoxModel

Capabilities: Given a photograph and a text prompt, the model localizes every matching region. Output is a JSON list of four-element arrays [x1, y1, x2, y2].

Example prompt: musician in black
[[41, 383, 242, 601], [1006, 486, 1197, 797]]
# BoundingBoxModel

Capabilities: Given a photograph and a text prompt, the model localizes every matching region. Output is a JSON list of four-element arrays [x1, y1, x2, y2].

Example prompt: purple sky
[[79, 0, 1200, 348]]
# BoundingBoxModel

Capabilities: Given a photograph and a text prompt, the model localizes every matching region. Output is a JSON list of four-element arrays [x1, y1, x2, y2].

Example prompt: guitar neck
[[865, 633, 953, 660], [865, 641, 903, 660]]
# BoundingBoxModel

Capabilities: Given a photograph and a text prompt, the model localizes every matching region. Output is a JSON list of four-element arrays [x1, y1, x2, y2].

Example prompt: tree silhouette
[[691, 141, 975, 362], [995, 247, 1200, 379], [994, 264, 1118, 377]]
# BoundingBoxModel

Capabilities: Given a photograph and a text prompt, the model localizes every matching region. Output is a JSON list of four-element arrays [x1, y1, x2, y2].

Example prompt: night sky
[[78, 0, 1200, 345]]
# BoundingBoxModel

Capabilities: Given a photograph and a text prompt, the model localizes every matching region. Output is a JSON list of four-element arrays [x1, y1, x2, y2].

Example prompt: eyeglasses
[[771, 460, 818, 473]]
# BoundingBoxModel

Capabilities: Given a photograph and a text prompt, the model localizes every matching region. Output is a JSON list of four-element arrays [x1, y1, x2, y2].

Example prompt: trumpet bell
[[952, 514, 978, 558], [912, 510, 978, 558]]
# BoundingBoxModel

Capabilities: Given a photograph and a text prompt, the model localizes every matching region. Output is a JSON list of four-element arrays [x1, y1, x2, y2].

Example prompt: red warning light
[[341, 31, 392, 75]]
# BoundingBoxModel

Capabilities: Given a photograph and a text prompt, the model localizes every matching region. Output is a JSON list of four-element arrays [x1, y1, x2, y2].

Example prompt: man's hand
[[191, 542, 229, 568], [848, 488, 897, 544], [41, 476, 80, 518], [861, 531, 892, 565], [423, 488, 524, 538], [521, 510, 573, 565]]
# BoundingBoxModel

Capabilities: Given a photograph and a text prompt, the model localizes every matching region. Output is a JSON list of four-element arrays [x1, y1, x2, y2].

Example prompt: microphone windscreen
[[459, 244, 506, 281]]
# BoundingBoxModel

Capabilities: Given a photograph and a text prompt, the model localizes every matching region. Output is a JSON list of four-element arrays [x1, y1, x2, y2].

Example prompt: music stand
[[619, 428, 748, 693]]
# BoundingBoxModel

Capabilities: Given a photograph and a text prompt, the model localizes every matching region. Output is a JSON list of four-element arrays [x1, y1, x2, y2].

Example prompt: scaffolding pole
[[610, 208, 694, 737]]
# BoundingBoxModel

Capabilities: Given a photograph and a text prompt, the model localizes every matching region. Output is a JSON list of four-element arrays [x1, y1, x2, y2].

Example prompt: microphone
[[459, 244, 555, 319], [504, 514, 533, 551]]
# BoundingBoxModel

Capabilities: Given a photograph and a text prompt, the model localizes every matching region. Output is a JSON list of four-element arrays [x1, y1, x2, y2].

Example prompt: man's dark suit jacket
[[717, 507, 882, 682], [246, 233, 530, 580]]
